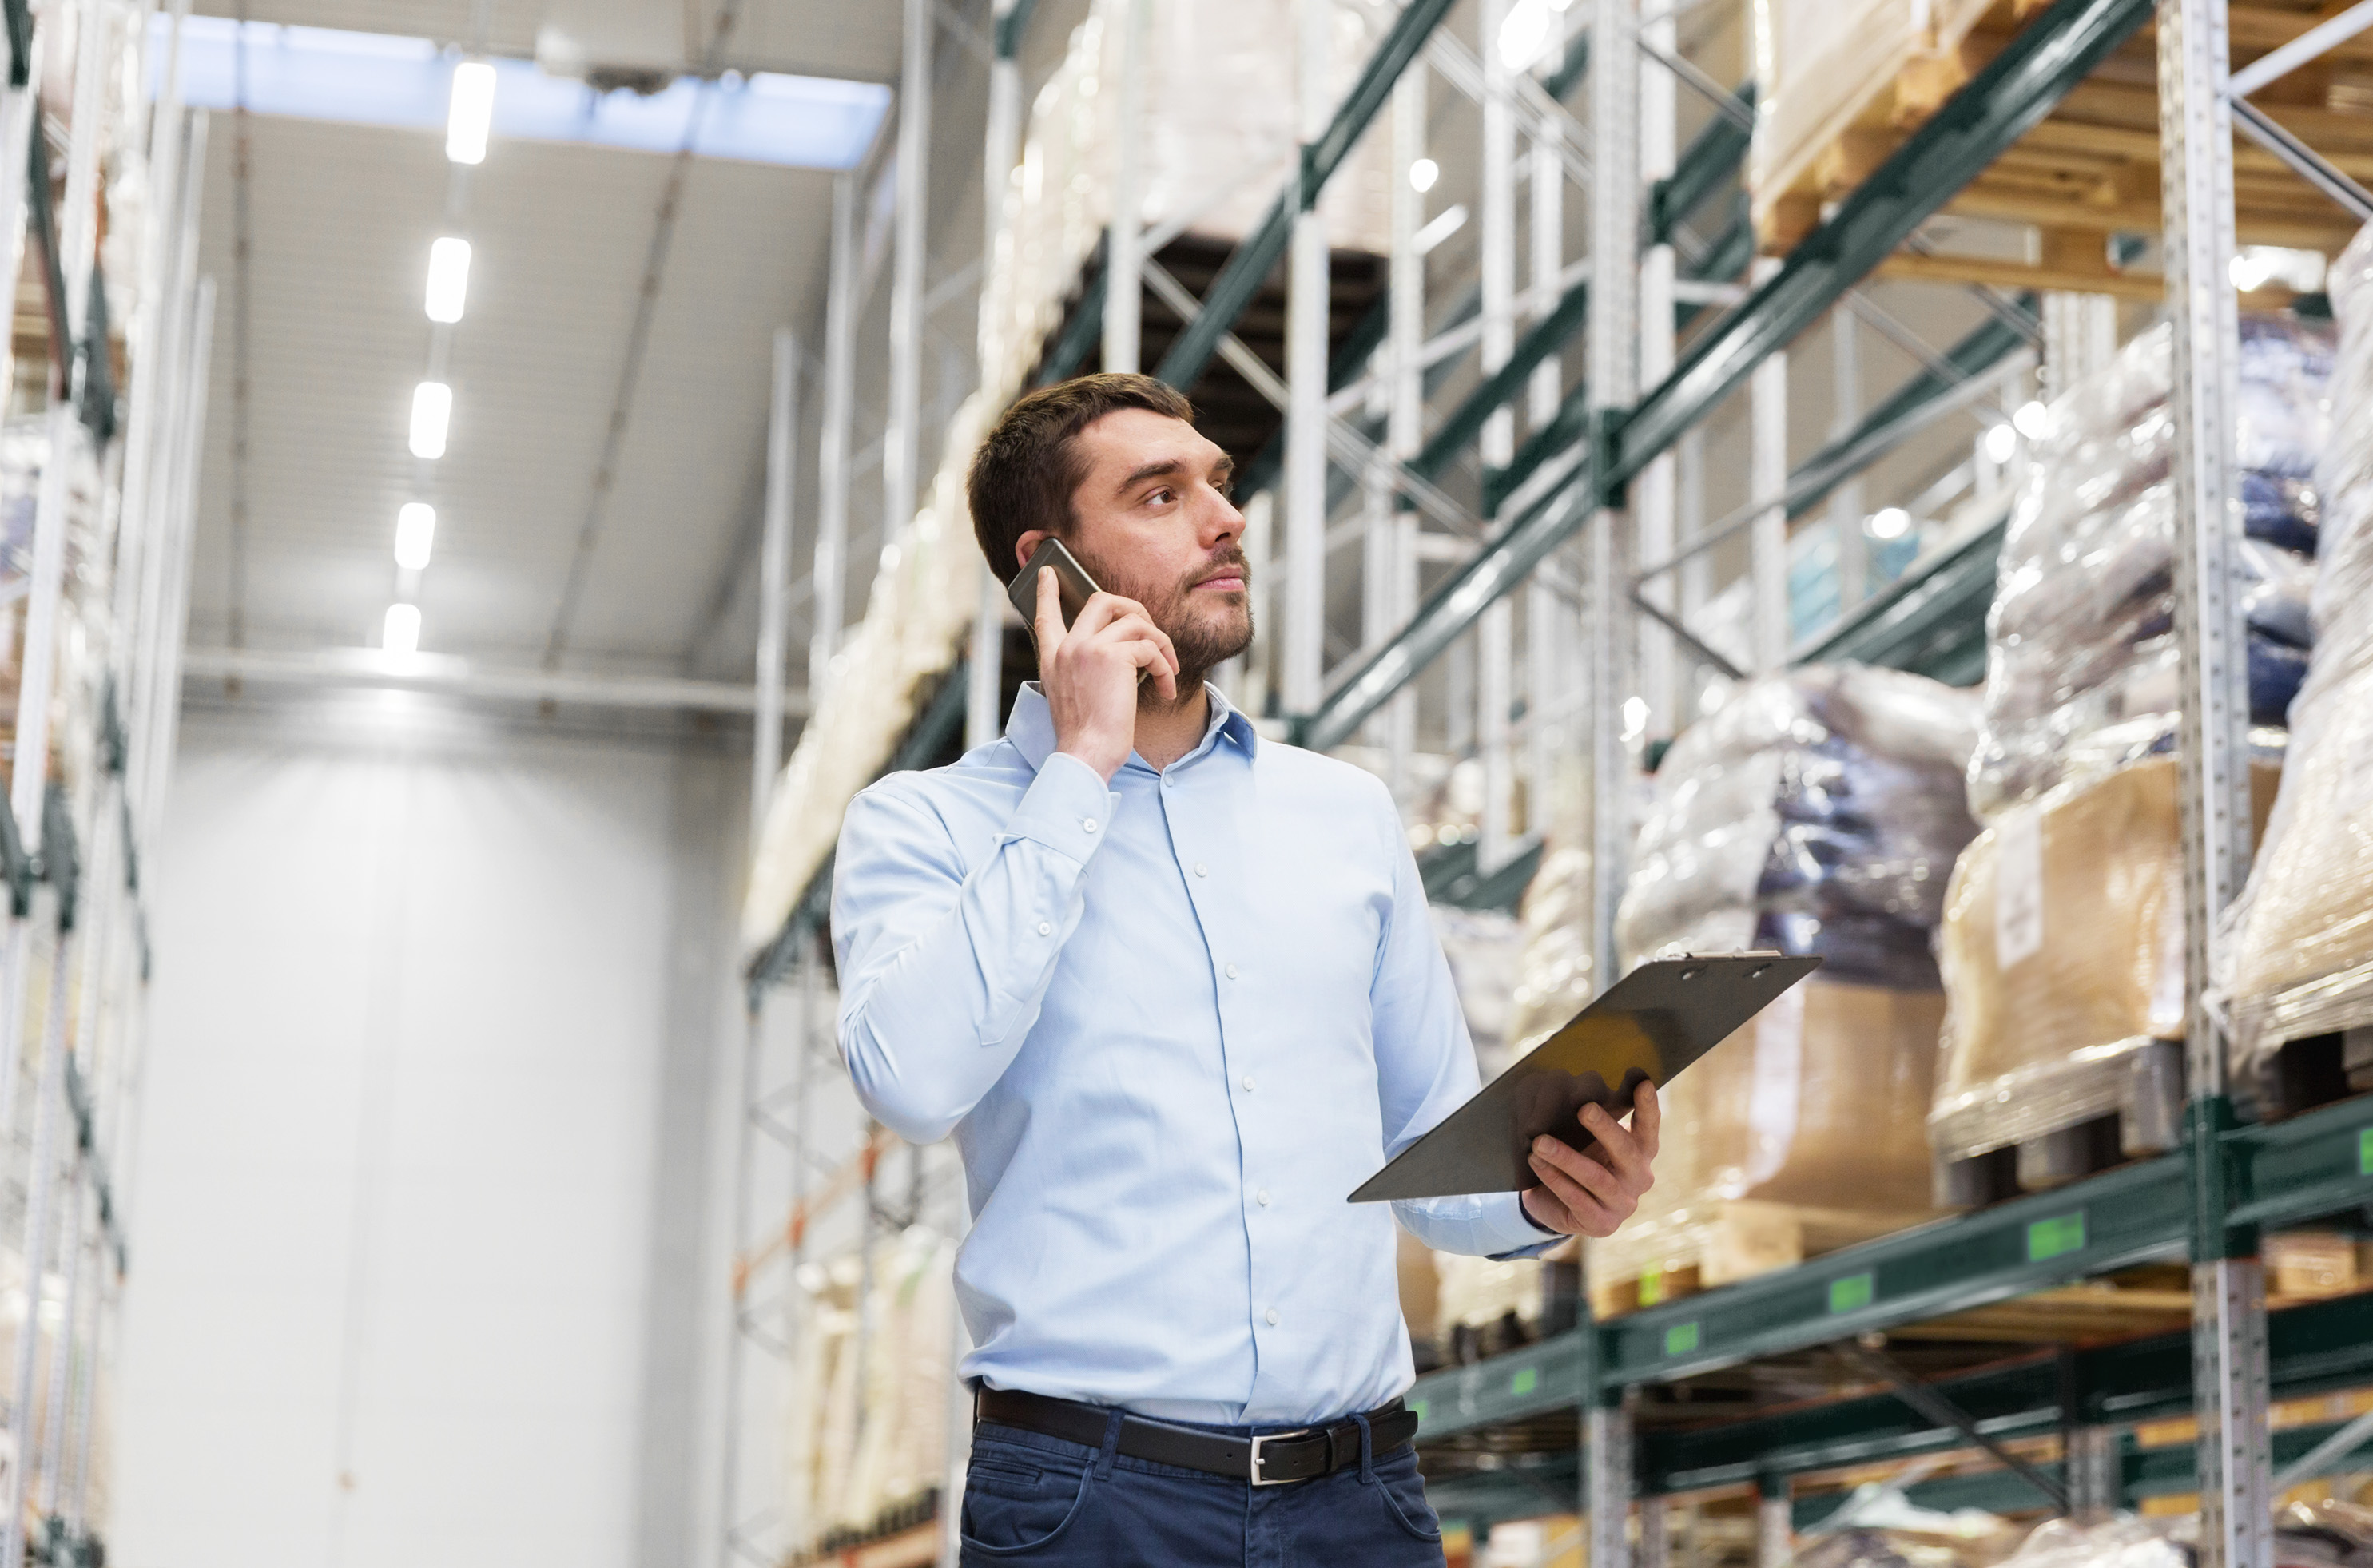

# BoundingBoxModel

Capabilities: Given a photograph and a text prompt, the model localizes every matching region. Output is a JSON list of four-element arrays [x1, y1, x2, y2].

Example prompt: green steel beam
[[1542, 32, 1591, 102], [1607, 0, 2148, 495], [1035, 269, 1107, 387], [993, 0, 1039, 60], [1791, 515, 2005, 681], [1650, 85, 1755, 245], [1155, 0, 1457, 390], [2228, 1086, 2373, 1235], [1412, 281, 1591, 486]]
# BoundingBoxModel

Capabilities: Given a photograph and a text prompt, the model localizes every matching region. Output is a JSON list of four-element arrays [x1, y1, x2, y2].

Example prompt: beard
[[1071, 542, 1255, 689]]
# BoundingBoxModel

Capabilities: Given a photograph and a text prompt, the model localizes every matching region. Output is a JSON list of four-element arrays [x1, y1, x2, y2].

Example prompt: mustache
[[1187, 550, 1252, 589]]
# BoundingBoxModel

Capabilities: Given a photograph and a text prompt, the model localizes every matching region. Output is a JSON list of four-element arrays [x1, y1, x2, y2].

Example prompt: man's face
[[1013, 407, 1254, 681]]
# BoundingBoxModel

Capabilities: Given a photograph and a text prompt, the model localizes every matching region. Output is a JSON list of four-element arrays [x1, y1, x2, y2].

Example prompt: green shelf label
[[1664, 1321, 1700, 1357], [1510, 1367, 1538, 1397], [2360, 1126, 2372, 1177], [1640, 1265, 1665, 1307], [2027, 1212, 2086, 1262], [1829, 1272, 1875, 1314], [1411, 1399, 1429, 1423]]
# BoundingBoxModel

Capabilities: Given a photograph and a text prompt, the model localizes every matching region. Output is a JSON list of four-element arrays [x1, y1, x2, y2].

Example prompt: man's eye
[[1149, 488, 1175, 506]]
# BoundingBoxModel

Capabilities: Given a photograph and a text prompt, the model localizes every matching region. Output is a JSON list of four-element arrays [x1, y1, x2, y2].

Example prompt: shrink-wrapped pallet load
[[1966, 317, 2330, 820], [1939, 312, 2330, 1184], [1589, 667, 1981, 1311], [1932, 759, 2280, 1189], [2222, 222, 2373, 1104]]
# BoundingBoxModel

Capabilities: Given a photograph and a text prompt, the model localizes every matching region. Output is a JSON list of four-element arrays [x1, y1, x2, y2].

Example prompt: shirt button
[[1082, 817, 1098, 833], [1241, 1076, 1255, 1093], [1265, 1308, 1280, 1326], [1226, 963, 1239, 979], [1037, 921, 1053, 936], [1163, 776, 1175, 788], [1257, 1189, 1271, 1207], [1194, 863, 1208, 877]]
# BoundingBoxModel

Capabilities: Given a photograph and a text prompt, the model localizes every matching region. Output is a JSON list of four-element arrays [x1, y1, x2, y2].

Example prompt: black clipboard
[[1349, 951, 1822, 1202]]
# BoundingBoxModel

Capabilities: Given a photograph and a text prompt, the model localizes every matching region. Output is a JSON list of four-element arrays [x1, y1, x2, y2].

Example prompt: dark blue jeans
[[958, 1411, 1447, 1566]]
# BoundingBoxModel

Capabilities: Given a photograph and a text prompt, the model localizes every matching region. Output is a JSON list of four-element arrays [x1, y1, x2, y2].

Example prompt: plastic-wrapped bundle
[[1618, 665, 1982, 988], [1969, 316, 2332, 818], [1590, 668, 1976, 1308], [1934, 757, 2280, 1168], [1507, 751, 1594, 1054], [2222, 221, 2373, 1090]]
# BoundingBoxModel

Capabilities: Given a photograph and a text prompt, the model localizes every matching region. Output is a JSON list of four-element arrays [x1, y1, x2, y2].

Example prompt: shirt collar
[[1006, 681, 1258, 775]]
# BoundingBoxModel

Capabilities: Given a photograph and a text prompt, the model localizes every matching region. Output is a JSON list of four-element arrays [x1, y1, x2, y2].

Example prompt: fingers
[[1530, 1132, 1632, 1212], [1632, 1079, 1662, 1161], [1032, 566, 1065, 666], [1579, 1101, 1652, 1193]]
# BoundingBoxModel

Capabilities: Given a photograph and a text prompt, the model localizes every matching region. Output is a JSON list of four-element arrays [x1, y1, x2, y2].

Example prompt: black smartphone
[[1008, 536, 1102, 628]]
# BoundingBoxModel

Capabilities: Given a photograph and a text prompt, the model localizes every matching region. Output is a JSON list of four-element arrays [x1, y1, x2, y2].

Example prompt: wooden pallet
[[2260, 1027, 2373, 1120], [1933, 1039, 2184, 1210], [1759, 0, 2373, 288], [1589, 1201, 1938, 1320]]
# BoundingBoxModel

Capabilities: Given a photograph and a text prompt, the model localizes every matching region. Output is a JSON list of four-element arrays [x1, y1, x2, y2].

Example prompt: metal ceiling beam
[[179, 647, 813, 717], [1154, 0, 1457, 390]]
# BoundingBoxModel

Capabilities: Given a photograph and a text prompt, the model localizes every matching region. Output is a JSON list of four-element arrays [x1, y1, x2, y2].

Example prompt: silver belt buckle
[[1249, 1428, 1313, 1487]]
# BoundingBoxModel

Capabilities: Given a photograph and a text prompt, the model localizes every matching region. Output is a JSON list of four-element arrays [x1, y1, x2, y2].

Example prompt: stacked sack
[[1934, 317, 2324, 1188], [1591, 666, 1981, 1309], [2221, 222, 2373, 1103]]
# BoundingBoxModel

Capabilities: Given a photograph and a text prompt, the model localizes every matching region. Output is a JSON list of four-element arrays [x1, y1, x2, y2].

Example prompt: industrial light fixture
[[383, 602, 422, 654], [1982, 422, 2018, 466], [409, 381, 451, 458], [2012, 399, 2050, 440], [1870, 506, 1910, 540], [447, 59, 495, 165], [424, 236, 471, 323], [1409, 157, 1439, 194], [395, 502, 436, 569], [1498, 0, 1552, 70]]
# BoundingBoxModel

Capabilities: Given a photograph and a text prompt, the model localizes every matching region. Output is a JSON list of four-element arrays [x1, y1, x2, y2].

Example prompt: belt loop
[[1354, 1411, 1377, 1484], [1095, 1407, 1123, 1480]]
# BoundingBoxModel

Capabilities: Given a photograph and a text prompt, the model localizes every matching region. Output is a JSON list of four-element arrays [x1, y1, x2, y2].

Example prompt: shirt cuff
[[1004, 751, 1123, 864], [1481, 1191, 1568, 1261]]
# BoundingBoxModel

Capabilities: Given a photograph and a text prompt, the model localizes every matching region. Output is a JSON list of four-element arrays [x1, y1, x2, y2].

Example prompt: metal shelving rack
[[736, 0, 2373, 1562], [0, 3, 213, 1566]]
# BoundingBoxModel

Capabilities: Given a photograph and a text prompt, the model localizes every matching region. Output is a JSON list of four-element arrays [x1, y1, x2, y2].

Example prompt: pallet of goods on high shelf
[[1933, 312, 2330, 1204], [2221, 220, 2373, 1121], [781, 1230, 956, 1567], [1584, 665, 1982, 1318], [1751, 0, 2372, 296]]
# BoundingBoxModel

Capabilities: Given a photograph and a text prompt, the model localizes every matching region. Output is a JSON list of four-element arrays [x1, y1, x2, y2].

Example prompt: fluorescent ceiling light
[[447, 58, 495, 163], [383, 602, 421, 654], [1414, 204, 1467, 257], [1409, 157, 1438, 194], [424, 236, 471, 322], [395, 502, 436, 569], [156, 17, 892, 171], [410, 381, 451, 458], [2012, 399, 2050, 439], [1982, 422, 2017, 466], [1869, 506, 1910, 540], [1499, 0, 1552, 71]]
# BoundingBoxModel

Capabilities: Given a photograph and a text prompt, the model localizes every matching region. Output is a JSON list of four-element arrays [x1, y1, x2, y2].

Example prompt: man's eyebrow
[[1211, 454, 1237, 483], [1117, 458, 1187, 493]]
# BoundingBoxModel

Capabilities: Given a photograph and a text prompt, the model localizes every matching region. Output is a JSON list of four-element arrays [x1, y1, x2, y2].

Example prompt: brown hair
[[967, 372, 1195, 578]]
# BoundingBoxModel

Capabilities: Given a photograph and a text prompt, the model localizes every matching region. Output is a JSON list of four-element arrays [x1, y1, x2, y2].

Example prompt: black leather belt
[[975, 1387, 1420, 1487]]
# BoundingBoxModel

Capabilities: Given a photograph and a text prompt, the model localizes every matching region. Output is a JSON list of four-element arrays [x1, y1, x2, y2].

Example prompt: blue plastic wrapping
[[1968, 316, 2332, 817], [1618, 665, 1982, 989]]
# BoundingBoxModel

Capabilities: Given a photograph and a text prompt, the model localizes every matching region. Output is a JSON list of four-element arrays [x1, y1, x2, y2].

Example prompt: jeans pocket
[[1373, 1450, 1444, 1542], [960, 1451, 1093, 1557]]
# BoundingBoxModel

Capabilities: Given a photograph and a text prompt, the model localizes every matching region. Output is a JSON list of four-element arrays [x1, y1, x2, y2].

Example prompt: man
[[833, 374, 1658, 1566]]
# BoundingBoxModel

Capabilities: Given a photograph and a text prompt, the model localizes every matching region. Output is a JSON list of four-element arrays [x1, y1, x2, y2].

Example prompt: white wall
[[110, 705, 743, 1568]]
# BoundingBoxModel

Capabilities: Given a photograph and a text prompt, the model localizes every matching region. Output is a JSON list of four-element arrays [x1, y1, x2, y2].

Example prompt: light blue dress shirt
[[832, 682, 1556, 1426]]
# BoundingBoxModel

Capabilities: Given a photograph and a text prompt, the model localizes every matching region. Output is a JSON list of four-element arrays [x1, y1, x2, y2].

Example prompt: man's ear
[[1013, 529, 1051, 576]]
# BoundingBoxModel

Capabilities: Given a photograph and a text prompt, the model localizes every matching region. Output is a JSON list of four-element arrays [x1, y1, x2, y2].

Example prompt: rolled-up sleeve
[[833, 752, 1119, 1145], [1365, 787, 1561, 1262]]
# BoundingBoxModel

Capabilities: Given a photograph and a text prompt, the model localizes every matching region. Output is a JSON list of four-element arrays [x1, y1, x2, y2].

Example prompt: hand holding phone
[[1011, 539, 1179, 780]]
